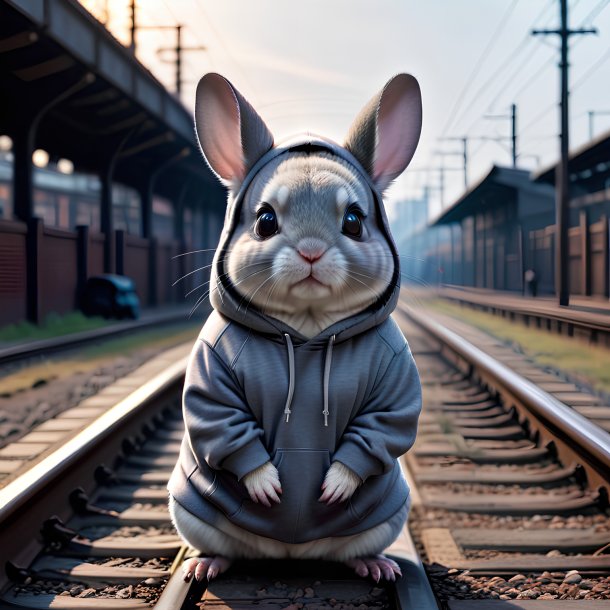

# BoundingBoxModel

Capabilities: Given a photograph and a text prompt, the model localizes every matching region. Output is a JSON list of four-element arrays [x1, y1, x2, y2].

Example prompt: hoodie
[[168, 136, 422, 544]]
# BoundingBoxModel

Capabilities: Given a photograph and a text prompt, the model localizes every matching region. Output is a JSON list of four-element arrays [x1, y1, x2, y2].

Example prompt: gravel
[[427, 568, 610, 600], [0, 354, 155, 450]]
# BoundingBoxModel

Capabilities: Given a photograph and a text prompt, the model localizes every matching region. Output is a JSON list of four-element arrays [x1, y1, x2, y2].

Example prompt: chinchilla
[[169, 72, 423, 583]]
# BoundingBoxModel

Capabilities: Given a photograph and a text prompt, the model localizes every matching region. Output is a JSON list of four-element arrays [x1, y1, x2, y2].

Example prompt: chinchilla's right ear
[[195, 73, 274, 188]]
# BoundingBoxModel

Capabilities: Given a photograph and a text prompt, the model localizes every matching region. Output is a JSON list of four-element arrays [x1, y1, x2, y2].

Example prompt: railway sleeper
[[451, 527, 610, 553], [418, 425, 525, 441], [0, 594, 152, 609], [28, 558, 169, 585], [410, 463, 580, 486], [58, 538, 183, 559], [420, 488, 600, 514], [421, 528, 610, 575], [414, 443, 549, 463]]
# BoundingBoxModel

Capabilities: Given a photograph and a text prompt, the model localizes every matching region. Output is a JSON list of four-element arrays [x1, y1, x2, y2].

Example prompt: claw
[[345, 555, 401, 582], [182, 556, 232, 582]]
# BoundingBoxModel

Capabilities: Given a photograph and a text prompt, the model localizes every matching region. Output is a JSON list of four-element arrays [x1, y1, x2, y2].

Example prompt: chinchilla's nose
[[296, 238, 327, 263]]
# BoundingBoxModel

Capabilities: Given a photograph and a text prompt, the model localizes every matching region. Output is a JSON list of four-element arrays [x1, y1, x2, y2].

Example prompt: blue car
[[81, 274, 140, 320]]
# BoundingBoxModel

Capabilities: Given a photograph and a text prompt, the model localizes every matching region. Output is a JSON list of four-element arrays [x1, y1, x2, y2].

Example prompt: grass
[[0, 312, 109, 343], [422, 297, 610, 396]]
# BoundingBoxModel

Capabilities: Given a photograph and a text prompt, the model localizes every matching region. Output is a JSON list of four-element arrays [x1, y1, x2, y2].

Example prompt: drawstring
[[283, 333, 336, 426], [283, 333, 295, 423], [322, 334, 336, 427]]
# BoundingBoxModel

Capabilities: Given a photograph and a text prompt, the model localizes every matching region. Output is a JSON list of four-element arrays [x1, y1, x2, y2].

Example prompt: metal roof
[[533, 128, 610, 185], [1, 0, 222, 202], [430, 165, 554, 226]]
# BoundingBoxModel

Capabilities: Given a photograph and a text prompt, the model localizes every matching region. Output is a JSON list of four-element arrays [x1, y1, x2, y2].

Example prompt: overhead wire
[[190, 0, 262, 103], [438, 0, 521, 141], [454, 0, 556, 136]]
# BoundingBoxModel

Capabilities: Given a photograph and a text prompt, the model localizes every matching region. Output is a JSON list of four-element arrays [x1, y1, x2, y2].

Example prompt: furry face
[[194, 72, 422, 338], [223, 153, 395, 337]]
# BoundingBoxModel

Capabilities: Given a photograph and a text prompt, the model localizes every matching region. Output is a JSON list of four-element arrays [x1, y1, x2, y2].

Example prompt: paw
[[345, 554, 402, 582], [183, 556, 232, 582], [242, 461, 282, 507], [319, 461, 361, 505]]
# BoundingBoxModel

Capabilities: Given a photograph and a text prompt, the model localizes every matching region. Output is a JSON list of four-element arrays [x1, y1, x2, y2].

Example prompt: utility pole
[[157, 25, 206, 97], [438, 137, 468, 189], [405, 166, 462, 210], [484, 104, 518, 167], [137, 25, 206, 98], [511, 104, 517, 168], [533, 0, 596, 307], [588, 110, 610, 139], [129, 0, 136, 53]]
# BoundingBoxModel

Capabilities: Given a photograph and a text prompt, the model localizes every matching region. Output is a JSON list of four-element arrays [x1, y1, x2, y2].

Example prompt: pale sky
[[82, 0, 610, 220]]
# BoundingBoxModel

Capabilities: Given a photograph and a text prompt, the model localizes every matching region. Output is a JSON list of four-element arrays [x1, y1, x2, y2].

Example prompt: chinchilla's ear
[[195, 73, 274, 188], [344, 74, 422, 193]]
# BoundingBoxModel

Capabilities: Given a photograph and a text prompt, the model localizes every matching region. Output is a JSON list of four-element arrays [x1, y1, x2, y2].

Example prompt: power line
[[577, 0, 610, 25], [439, 0, 521, 140], [453, 0, 556, 135], [191, 0, 261, 103], [572, 46, 610, 88]]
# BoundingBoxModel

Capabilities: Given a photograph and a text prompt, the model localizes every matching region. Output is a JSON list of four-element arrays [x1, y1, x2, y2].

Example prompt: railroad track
[[0, 308, 190, 367], [396, 300, 610, 606], [0, 343, 437, 610]]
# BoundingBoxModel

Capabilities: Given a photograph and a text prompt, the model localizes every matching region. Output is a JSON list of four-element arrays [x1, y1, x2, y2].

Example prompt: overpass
[[0, 0, 227, 324]]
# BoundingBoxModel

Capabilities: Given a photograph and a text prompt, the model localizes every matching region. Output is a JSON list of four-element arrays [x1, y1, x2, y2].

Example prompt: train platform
[[428, 285, 610, 346], [439, 285, 610, 316]]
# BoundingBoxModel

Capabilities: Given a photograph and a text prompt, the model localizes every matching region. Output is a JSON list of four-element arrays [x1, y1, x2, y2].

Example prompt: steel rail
[[0, 309, 190, 365], [402, 305, 610, 488], [0, 355, 187, 523]]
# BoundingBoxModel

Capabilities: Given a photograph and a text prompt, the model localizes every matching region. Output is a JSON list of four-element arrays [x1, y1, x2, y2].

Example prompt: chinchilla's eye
[[342, 208, 363, 238], [255, 207, 278, 238]]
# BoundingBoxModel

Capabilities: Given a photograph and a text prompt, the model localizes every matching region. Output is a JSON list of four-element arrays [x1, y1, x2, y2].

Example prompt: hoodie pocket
[[267, 448, 355, 542], [192, 463, 249, 518], [348, 461, 400, 521]]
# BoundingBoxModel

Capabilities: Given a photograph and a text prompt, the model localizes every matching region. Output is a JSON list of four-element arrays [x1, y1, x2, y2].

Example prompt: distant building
[[390, 195, 429, 244], [429, 166, 555, 293], [533, 128, 610, 298]]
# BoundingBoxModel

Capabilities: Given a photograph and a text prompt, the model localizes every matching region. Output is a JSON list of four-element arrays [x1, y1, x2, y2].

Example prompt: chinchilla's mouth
[[292, 276, 328, 289]]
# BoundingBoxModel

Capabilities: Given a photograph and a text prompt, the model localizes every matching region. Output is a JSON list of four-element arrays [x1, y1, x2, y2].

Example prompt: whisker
[[241, 270, 283, 316], [172, 262, 217, 286]]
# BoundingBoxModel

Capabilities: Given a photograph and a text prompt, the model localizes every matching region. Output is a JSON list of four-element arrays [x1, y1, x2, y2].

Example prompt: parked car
[[81, 274, 140, 320]]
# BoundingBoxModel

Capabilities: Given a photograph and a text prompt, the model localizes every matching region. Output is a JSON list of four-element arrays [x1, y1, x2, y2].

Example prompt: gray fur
[[344, 94, 379, 178], [225, 152, 395, 338], [177, 73, 423, 578]]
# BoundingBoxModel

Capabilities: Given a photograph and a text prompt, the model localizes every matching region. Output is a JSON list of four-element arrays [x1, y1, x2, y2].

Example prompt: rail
[[401, 305, 610, 487], [0, 309, 189, 365], [0, 356, 187, 525]]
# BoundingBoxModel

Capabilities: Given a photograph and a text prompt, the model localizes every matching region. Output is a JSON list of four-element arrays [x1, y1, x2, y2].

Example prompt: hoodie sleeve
[[182, 339, 271, 480], [332, 345, 422, 482]]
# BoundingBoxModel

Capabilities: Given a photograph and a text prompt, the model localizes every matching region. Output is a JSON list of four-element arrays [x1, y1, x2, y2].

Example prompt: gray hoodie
[[168, 136, 422, 544]]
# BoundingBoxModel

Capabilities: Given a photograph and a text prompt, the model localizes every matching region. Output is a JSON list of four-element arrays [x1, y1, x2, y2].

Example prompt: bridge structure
[[0, 0, 227, 326]]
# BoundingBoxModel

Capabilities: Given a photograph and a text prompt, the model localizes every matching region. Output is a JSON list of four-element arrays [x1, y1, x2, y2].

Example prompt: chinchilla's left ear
[[344, 74, 422, 193], [195, 73, 274, 189]]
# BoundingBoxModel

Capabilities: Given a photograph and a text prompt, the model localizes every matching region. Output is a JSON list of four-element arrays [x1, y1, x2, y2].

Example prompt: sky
[[80, 0, 610, 221]]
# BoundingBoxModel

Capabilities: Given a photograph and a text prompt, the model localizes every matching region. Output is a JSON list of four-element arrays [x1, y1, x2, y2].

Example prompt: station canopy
[[431, 165, 554, 226]]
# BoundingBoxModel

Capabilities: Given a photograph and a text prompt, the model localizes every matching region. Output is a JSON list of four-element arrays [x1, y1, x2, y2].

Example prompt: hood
[[209, 134, 401, 345]]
